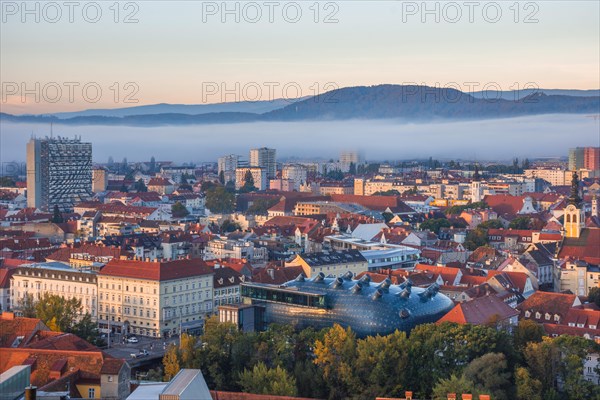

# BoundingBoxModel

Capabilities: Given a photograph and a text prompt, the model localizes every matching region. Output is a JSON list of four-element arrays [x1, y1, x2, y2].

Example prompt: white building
[[218, 154, 240, 184], [282, 164, 308, 190], [98, 259, 214, 338], [11, 262, 98, 319]]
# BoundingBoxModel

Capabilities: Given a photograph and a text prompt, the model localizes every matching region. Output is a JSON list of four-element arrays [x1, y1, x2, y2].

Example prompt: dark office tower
[[27, 136, 93, 212]]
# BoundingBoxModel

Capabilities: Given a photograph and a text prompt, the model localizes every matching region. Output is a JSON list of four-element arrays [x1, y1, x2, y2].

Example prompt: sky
[[1, 1, 599, 114]]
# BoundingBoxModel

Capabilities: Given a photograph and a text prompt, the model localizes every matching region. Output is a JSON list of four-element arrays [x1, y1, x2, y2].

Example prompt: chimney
[[1, 312, 15, 320], [24, 386, 36, 400]]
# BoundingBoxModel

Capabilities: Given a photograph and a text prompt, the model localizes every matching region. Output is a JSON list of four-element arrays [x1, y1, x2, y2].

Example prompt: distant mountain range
[[2, 85, 598, 126]]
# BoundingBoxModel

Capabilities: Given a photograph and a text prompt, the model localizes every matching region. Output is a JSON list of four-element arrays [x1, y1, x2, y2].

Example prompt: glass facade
[[241, 275, 454, 337]]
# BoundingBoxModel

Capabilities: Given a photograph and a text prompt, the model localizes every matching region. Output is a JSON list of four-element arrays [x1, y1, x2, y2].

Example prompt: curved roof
[[243, 273, 454, 337]]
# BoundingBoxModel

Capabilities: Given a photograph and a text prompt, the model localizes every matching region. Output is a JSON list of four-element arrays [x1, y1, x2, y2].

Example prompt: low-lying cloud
[[1, 114, 598, 164]]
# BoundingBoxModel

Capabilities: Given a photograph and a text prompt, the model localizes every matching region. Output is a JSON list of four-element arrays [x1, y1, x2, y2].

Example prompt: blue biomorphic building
[[240, 272, 454, 337]]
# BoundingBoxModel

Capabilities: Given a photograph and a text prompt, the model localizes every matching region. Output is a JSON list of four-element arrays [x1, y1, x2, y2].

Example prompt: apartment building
[[235, 167, 267, 191], [97, 259, 214, 338], [249, 147, 276, 179], [11, 262, 98, 319]]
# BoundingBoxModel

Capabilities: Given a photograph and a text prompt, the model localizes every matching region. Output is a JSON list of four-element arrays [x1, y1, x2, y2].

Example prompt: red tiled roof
[[0, 315, 49, 348], [99, 258, 213, 281], [438, 295, 519, 325], [516, 291, 578, 322], [252, 265, 305, 285], [330, 194, 414, 213], [484, 195, 526, 216], [46, 244, 122, 263], [557, 228, 600, 264], [542, 323, 600, 341]]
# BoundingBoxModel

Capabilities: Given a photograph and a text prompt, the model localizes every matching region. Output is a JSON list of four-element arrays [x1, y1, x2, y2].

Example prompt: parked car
[[126, 336, 139, 343], [131, 349, 149, 358]]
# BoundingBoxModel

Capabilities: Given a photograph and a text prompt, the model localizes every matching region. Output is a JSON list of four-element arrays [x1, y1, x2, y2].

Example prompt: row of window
[[215, 297, 240, 306], [16, 271, 94, 282], [164, 291, 211, 305], [99, 282, 157, 294], [215, 287, 239, 296], [16, 281, 95, 295]]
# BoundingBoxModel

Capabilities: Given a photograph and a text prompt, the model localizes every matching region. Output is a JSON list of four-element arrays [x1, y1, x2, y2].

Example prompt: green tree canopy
[[134, 179, 148, 192], [420, 218, 452, 234], [509, 216, 532, 230], [171, 202, 190, 218], [239, 362, 297, 396], [205, 187, 235, 214]]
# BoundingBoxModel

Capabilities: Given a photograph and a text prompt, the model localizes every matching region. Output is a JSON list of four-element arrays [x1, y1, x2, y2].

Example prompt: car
[[126, 336, 139, 343], [139, 349, 149, 356]]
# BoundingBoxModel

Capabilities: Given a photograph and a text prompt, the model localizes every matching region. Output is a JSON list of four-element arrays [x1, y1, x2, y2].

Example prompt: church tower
[[564, 172, 585, 238], [471, 165, 483, 203]]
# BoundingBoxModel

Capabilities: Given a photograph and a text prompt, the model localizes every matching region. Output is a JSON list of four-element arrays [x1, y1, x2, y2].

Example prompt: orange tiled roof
[[438, 295, 519, 325]]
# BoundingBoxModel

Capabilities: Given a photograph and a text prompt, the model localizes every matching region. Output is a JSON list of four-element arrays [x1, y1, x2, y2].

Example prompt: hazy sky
[[1, 1, 599, 114]]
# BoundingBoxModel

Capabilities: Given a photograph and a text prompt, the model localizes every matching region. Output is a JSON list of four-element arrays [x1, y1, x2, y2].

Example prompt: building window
[[88, 388, 95, 398]]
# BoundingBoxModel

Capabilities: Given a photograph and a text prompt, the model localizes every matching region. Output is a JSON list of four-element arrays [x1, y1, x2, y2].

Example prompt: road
[[102, 334, 180, 363]]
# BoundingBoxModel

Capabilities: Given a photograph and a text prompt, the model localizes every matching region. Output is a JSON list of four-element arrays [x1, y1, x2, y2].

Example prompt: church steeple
[[564, 171, 585, 238], [473, 164, 481, 182], [568, 171, 582, 206]]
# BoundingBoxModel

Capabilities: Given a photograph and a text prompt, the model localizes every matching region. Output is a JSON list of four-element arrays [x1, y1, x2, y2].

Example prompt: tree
[[348, 162, 356, 175], [432, 374, 478, 400], [509, 216, 531, 230], [514, 319, 544, 353], [221, 220, 242, 233], [146, 367, 163, 382], [196, 316, 241, 390], [462, 353, 511, 400], [420, 218, 451, 234], [354, 330, 410, 398], [17, 293, 36, 318], [0, 176, 16, 187], [205, 187, 235, 214], [51, 205, 64, 223], [238, 170, 257, 193], [72, 313, 101, 344], [163, 344, 181, 381], [171, 202, 190, 218], [515, 367, 542, 400], [179, 333, 199, 368], [325, 169, 344, 181], [313, 324, 357, 399], [134, 179, 147, 192], [247, 198, 278, 215], [239, 362, 297, 396], [34, 293, 83, 332], [588, 287, 600, 307]]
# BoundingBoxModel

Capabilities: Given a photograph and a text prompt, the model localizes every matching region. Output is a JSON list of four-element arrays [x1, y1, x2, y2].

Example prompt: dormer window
[[525, 311, 531, 318], [545, 313, 551, 321], [554, 314, 560, 322], [535, 312, 541, 319]]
